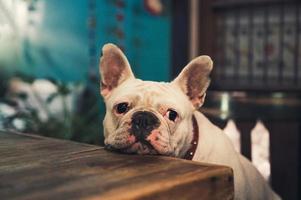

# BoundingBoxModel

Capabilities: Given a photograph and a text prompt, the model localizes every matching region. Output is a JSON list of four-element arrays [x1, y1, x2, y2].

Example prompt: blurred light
[[0, 103, 16, 117], [15, 1, 28, 34], [12, 118, 26, 131], [220, 92, 229, 112], [272, 92, 284, 98], [220, 92, 230, 120]]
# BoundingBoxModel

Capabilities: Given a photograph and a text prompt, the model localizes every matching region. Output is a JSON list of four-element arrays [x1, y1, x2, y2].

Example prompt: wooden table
[[0, 131, 234, 200]]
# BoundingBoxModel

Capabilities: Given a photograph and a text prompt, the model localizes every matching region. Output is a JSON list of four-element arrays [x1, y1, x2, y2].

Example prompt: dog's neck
[[176, 114, 199, 159], [183, 115, 199, 160]]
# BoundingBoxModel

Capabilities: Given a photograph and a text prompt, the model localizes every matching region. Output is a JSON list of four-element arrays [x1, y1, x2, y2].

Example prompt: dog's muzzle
[[130, 111, 160, 141]]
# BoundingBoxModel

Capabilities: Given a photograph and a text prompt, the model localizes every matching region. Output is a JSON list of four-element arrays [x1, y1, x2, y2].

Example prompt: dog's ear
[[99, 43, 135, 98], [172, 56, 213, 108]]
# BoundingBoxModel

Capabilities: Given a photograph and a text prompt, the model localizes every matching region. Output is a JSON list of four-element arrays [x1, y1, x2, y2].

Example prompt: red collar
[[183, 115, 199, 160]]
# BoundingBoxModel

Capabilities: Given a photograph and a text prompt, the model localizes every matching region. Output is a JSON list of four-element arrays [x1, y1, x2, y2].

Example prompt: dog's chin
[[106, 141, 159, 155], [124, 142, 159, 155]]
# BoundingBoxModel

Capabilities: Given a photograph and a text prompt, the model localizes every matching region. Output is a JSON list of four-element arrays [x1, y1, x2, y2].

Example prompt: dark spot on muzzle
[[130, 111, 160, 141]]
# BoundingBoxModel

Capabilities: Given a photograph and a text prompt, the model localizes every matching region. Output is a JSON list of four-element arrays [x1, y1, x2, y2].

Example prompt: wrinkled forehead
[[108, 79, 190, 110]]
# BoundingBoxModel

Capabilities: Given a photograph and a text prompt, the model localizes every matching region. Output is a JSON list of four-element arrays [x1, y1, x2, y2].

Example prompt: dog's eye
[[167, 109, 178, 122], [116, 102, 129, 114]]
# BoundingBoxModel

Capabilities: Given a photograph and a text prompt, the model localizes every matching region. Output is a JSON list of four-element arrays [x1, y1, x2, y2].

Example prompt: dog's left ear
[[172, 56, 213, 108]]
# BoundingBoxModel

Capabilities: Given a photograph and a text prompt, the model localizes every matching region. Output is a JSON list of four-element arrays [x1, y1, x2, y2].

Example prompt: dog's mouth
[[105, 139, 158, 155]]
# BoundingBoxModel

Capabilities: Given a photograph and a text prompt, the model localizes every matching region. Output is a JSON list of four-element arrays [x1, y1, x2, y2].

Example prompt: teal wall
[[0, 0, 172, 143], [0, 0, 171, 82], [97, 0, 171, 81]]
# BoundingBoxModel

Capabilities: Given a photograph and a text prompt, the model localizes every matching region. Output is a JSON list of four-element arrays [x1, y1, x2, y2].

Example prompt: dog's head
[[99, 43, 213, 157]]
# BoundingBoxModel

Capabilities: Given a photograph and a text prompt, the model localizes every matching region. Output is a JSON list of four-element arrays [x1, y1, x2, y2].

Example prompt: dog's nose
[[131, 111, 159, 139]]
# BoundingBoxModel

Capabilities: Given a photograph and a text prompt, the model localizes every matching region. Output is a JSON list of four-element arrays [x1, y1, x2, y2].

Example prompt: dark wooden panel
[[0, 131, 234, 200], [213, 0, 298, 9], [235, 121, 255, 160], [171, 0, 189, 79], [265, 122, 300, 200], [198, 0, 216, 57]]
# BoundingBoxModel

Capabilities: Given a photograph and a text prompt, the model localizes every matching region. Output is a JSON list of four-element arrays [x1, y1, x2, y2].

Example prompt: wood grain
[[0, 131, 234, 200]]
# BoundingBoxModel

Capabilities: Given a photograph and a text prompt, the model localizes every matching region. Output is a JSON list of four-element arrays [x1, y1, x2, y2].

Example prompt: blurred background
[[0, 0, 300, 199]]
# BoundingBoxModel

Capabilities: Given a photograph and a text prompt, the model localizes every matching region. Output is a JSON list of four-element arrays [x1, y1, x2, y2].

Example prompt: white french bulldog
[[99, 43, 281, 200]]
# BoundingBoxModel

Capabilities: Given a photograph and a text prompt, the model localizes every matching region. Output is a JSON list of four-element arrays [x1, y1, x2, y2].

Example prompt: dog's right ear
[[99, 43, 135, 98]]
